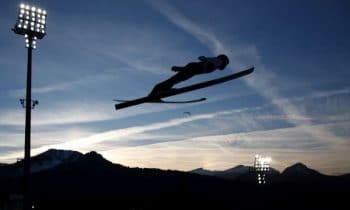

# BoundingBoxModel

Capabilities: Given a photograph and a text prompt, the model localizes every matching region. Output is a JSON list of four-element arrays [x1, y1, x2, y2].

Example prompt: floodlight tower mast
[[12, 4, 47, 210]]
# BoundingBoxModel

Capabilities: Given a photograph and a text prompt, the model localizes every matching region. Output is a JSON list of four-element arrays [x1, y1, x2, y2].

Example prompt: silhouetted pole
[[23, 39, 33, 210], [12, 4, 48, 210]]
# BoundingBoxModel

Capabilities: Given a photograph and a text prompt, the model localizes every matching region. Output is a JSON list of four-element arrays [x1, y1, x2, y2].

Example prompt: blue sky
[[1, 0, 350, 175]]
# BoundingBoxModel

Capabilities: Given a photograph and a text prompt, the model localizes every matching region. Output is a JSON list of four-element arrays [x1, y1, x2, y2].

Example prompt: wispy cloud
[[8, 73, 114, 97], [57, 18, 193, 75], [1, 84, 256, 127], [147, 0, 227, 55], [310, 87, 350, 98], [100, 121, 350, 175], [45, 108, 253, 149], [0, 104, 113, 126], [0, 107, 253, 162]]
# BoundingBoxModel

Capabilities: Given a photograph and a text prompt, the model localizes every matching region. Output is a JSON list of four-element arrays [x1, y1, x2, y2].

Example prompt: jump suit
[[149, 60, 217, 96]]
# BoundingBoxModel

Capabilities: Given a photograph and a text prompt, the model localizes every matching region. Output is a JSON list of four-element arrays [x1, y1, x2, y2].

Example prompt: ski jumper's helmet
[[217, 54, 229, 70]]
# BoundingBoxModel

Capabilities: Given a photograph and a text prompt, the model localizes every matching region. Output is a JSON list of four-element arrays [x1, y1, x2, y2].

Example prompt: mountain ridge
[[1, 149, 349, 177], [1, 149, 349, 210]]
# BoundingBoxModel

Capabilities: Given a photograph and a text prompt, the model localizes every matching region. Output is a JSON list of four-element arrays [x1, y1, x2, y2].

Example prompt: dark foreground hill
[[1, 149, 349, 210]]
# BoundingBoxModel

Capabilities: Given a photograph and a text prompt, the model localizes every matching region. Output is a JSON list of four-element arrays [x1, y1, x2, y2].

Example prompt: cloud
[[48, 108, 252, 149], [0, 107, 254, 162], [57, 18, 194, 75], [100, 122, 350, 175], [0, 100, 173, 127], [147, 0, 227, 55], [8, 73, 114, 97], [0, 104, 113, 126], [310, 87, 350, 98], [9, 81, 77, 97], [0, 127, 95, 148], [1, 84, 255, 127]]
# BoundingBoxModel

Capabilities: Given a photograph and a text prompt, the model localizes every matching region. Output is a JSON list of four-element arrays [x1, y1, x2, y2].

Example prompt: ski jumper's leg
[[149, 62, 200, 96]]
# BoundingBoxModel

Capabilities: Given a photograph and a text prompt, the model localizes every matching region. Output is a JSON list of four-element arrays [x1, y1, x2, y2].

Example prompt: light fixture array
[[254, 155, 271, 184], [13, 4, 47, 48]]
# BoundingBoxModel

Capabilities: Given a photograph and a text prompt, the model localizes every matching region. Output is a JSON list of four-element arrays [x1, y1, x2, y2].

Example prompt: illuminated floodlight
[[13, 3, 48, 48], [254, 154, 271, 185]]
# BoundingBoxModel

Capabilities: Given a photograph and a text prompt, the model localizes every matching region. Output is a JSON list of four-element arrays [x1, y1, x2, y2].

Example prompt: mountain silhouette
[[191, 165, 253, 178], [1, 149, 349, 210], [191, 164, 280, 184], [27, 149, 83, 173], [282, 162, 322, 176]]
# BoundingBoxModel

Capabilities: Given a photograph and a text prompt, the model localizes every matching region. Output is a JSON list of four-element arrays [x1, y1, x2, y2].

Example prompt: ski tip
[[239, 67, 254, 76], [247, 67, 254, 73]]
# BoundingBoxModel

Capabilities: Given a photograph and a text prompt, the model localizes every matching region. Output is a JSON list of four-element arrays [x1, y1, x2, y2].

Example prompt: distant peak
[[233, 165, 246, 169], [192, 167, 205, 171], [292, 162, 308, 168], [26, 149, 83, 173], [282, 162, 322, 176], [286, 162, 309, 171], [190, 167, 216, 176], [35, 149, 82, 160]]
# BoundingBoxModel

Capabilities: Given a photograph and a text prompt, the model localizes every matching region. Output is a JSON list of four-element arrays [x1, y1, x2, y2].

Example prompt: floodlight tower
[[12, 3, 47, 210], [254, 155, 271, 185]]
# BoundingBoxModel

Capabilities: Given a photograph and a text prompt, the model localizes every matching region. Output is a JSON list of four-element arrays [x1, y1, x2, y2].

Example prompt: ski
[[114, 97, 206, 104], [114, 67, 254, 110]]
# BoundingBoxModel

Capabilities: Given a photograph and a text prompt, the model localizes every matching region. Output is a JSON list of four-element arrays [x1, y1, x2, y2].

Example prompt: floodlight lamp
[[254, 154, 272, 185], [255, 156, 270, 169], [13, 3, 47, 44]]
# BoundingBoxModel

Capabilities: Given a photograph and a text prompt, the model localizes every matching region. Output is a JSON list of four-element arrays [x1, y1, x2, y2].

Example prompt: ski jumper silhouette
[[149, 54, 230, 97]]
